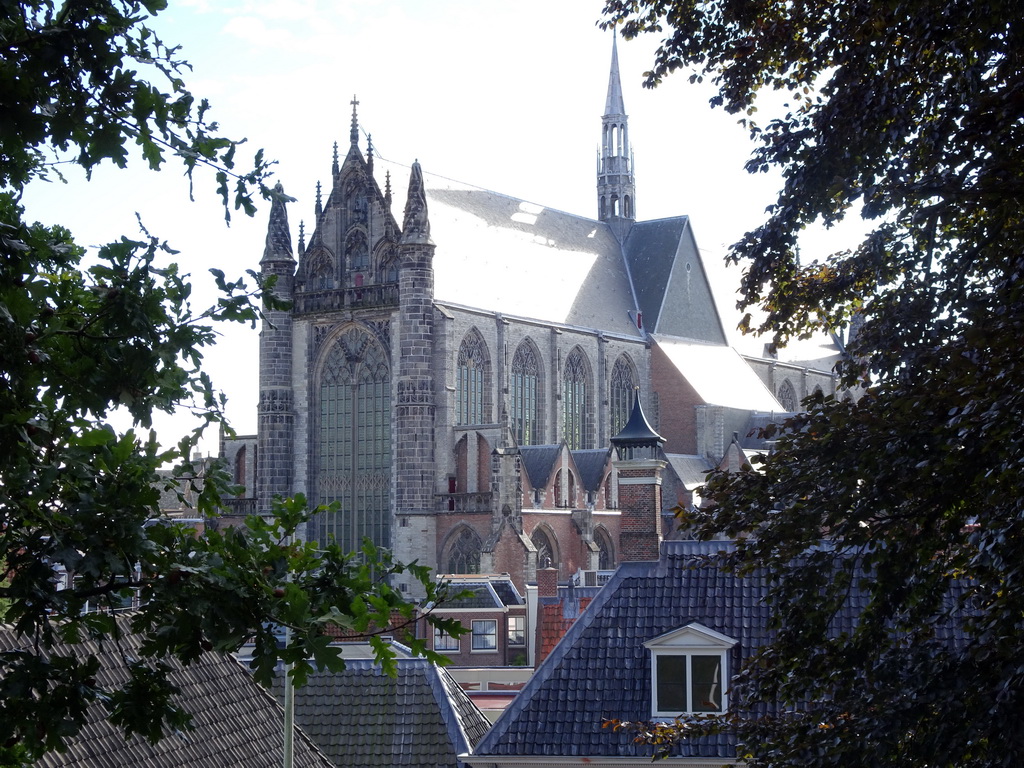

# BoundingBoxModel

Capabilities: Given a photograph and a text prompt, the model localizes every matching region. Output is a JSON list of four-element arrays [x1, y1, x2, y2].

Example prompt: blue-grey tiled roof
[[282, 658, 491, 768], [518, 445, 561, 489], [570, 449, 610, 492], [474, 540, 790, 760]]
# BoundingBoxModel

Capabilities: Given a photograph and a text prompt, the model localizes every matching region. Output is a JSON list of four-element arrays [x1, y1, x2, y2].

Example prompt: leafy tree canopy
[[602, 0, 1024, 765], [1, 1, 459, 763]]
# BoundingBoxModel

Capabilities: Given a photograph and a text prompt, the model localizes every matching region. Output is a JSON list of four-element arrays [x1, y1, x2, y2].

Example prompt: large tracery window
[[610, 354, 637, 437], [510, 341, 541, 445], [563, 348, 592, 450], [445, 527, 482, 574], [456, 330, 489, 425], [777, 379, 798, 412], [318, 327, 391, 554]]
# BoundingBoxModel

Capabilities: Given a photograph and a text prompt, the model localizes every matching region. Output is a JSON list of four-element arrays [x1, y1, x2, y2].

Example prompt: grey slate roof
[[518, 444, 561, 490], [280, 658, 491, 768], [625, 217, 728, 343], [0, 621, 333, 768], [473, 540, 776, 760], [664, 453, 714, 491], [570, 449, 611, 492], [369, 159, 736, 350]]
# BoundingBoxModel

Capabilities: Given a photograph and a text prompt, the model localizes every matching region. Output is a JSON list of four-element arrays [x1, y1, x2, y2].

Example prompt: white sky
[[19, 0, 860, 453]]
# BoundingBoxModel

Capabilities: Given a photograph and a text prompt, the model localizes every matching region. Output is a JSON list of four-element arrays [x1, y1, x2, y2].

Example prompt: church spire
[[401, 160, 431, 244], [598, 31, 636, 238], [350, 95, 360, 146]]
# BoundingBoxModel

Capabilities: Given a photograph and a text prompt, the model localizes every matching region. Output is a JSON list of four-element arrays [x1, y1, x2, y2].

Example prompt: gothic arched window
[[596, 527, 614, 570], [456, 330, 489, 425], [532, 527, 557, 570], [346, 230, 369, 271], [234, 446, 246, 488], [445, 527, 482, 574], [317, 327, 391, 554], [510, 341, 541, 445], [777, 379, 798, 412], [609, 354, 637, 437], [563, 348, 592, 450]]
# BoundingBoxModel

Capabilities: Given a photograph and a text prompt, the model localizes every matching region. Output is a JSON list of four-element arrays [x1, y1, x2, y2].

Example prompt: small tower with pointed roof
[[610, 391, 666, 561], [257, 183, 296, 516], [598, 32, 636, 242]]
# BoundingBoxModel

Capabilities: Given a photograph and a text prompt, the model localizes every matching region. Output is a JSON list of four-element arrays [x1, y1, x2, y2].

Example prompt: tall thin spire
[[332, 142, 339, 176], [350, 95, 360, 146], [598, 30, 636, 237]]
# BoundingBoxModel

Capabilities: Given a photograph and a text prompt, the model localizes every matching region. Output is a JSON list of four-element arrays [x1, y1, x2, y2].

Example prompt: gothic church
[[223, 38, 839, 594]]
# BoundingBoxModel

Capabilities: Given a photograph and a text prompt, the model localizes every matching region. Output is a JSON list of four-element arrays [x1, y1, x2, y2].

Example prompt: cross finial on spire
[[350, 94, 360, 146]]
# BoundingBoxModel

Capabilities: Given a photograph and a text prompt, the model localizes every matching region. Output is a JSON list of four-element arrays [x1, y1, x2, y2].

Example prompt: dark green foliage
[[1, 2, 460, 763], [602, 1, 1024, 765]]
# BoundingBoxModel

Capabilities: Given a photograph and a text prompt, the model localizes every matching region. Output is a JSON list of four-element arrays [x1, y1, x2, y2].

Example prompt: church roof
[[624, 217, 728, 342], [380, 159, 706, 339], [570, 449, 611, 492], [664, 453, 713, 491], [518, 444, 562, 490], [653, 335, 783, 411]]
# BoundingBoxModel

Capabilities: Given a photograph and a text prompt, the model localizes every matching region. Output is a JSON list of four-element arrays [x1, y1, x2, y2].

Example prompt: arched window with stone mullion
[[609, 354, 637, 437], [510, 340, 541, 445], [456, 330, 489, 426], [563, 347, 592, 450]]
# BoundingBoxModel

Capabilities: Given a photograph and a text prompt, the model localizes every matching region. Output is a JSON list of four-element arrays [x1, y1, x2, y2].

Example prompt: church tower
[[391, 162, 439, 590], [597, 33, 636, 242], [256, 183, 296, 517]]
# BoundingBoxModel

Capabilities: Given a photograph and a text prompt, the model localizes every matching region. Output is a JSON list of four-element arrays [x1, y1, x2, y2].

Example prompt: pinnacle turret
[[401, 161, 431, 244], [261, 182, 295, 264]]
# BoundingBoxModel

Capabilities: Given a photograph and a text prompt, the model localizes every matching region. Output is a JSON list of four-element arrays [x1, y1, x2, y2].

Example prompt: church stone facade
[[221, 38, 840, 595]]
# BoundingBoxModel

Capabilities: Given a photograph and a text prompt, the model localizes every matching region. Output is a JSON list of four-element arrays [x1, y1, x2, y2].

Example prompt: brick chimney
[[536, 566, 559, 598]]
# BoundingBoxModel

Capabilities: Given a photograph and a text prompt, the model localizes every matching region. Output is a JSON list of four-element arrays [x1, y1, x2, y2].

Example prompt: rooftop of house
[[276, 656, 492, 768], [0, 620, 333, 768]]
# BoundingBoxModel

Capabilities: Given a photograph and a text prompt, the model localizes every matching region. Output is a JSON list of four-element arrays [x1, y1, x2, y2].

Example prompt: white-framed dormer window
[[644, 623, 738, 717]]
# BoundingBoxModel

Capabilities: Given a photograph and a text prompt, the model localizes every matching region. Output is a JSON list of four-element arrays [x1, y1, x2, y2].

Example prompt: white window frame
[[507, 615, 526, 646], [471, 619, 497, 651], [644, 623, 737, 717], [433, 626, 460, 652]]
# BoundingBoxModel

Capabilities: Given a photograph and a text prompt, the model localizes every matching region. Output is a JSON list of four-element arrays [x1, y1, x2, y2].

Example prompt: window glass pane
[[508, 616, 526, 646], [656, 655, 688, 712], [691, 654, 723, 712], [434, 627, 459, 651], [472, 620, 497, 650]]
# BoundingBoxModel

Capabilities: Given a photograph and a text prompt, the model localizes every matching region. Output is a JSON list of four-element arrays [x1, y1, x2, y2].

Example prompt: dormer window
[[644, 623, 737, 717]]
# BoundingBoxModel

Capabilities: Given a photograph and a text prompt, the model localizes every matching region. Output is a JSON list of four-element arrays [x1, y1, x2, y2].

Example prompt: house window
[[654, 653, 724, 713], [471, 619, 497, 651], [645, 623, 737, 717], [434, 627, 460, 652], [508, 616, 526, 646]]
